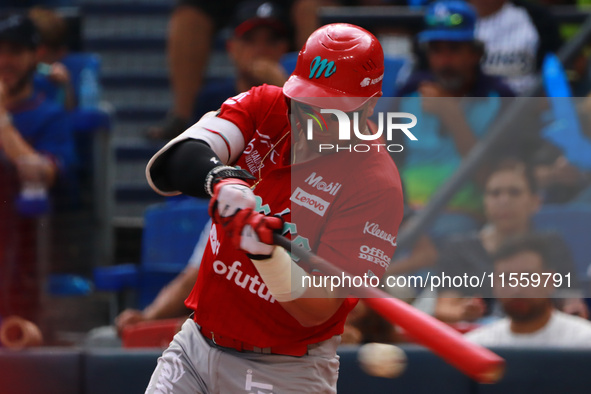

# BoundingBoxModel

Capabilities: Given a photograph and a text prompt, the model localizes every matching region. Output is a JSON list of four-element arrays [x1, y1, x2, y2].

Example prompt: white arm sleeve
[[146, 111, 246, 196]]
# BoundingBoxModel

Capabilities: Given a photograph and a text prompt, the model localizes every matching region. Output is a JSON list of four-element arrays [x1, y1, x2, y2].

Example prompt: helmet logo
[[309, 56, 336, 79], [360, 74, 384, 87]]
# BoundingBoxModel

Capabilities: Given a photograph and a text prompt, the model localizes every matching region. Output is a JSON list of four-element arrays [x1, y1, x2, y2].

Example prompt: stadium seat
[[66, 52, 113, 186], [46, 52, 114, 297], [533, 205, 591, 287], [47, 274, 94, 296], [93, 198, 210, 310]]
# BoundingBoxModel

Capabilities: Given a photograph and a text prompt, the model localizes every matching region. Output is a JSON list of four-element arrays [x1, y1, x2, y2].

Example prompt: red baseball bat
[[273, 233, 505, 384]]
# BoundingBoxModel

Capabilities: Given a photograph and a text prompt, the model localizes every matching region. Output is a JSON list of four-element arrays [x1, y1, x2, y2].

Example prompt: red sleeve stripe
[[203, 128, 232, 160]]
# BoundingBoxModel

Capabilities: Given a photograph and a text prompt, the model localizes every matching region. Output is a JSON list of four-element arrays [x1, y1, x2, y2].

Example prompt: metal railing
[[396, 14, 591, 249], [320, 6, 591, 249]]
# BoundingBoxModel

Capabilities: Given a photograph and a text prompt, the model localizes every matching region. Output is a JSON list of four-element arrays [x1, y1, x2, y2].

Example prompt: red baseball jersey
[[178, 85, 403, 347]]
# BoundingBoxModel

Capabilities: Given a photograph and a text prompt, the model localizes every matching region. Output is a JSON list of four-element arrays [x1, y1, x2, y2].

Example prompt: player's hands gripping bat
[[272, 233, 505, 384], [208, 178, 256, 225], [209, 176, 283, 258], [223, 209, 283, 258]]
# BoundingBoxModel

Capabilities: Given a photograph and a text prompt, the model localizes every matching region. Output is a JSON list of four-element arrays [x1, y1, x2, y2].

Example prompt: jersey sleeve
[[314, 167, 404, 282], [146, 85, 275, 195], [195, 84, 282, 163]]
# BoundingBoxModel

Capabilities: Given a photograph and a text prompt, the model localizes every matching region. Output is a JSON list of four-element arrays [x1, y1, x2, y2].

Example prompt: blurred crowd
[[1, 0, 591, 350]]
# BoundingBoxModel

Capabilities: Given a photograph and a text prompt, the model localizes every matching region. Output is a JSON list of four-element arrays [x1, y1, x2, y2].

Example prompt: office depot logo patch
[[290, 187, 330, 217], [359, 245, 391, 268]]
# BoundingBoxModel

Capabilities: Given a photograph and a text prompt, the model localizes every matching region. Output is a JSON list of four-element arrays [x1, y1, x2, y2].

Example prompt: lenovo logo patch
[[290, 187, 330, 217]]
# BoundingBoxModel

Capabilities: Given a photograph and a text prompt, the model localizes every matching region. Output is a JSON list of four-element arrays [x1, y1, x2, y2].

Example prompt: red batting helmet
[[283, 23, 384, 112]]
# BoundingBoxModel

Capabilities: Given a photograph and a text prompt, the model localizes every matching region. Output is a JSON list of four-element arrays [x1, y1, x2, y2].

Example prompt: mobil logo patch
[[305, 172, 342, 196], [290, 187, 330, 217]]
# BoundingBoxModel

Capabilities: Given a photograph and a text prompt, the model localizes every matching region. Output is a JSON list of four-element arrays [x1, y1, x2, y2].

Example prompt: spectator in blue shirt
[[29, 7, 77, 111], [384, 1, 515, 277], [395, 1, 514, 237], [0, 13, 75, 324]]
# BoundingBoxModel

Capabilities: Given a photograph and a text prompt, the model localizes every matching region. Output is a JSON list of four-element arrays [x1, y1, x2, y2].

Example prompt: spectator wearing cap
[[465, 233, 591, 347], [398, 1, 514, 99], [471, 0, 562, 96], [0, 13, 75, 324], [189, 1, 291, 122], [382, 1, 516, 278], [392, 1, 513, 242], [147, 0, 325, 140]]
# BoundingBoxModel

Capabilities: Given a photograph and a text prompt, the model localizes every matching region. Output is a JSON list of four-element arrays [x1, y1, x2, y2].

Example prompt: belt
[[199, 325, 308, 357]]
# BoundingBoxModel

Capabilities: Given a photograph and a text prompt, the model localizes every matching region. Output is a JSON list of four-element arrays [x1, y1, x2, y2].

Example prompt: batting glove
[[208, 178, 256, 225], [223, 208, 283, 259]]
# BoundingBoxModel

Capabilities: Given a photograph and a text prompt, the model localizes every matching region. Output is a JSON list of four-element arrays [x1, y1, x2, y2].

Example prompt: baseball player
[[145, 23, 404, 393]]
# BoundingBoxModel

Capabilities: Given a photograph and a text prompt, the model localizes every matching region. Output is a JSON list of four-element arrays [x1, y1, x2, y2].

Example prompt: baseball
[[357, 343, 407, 378]]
